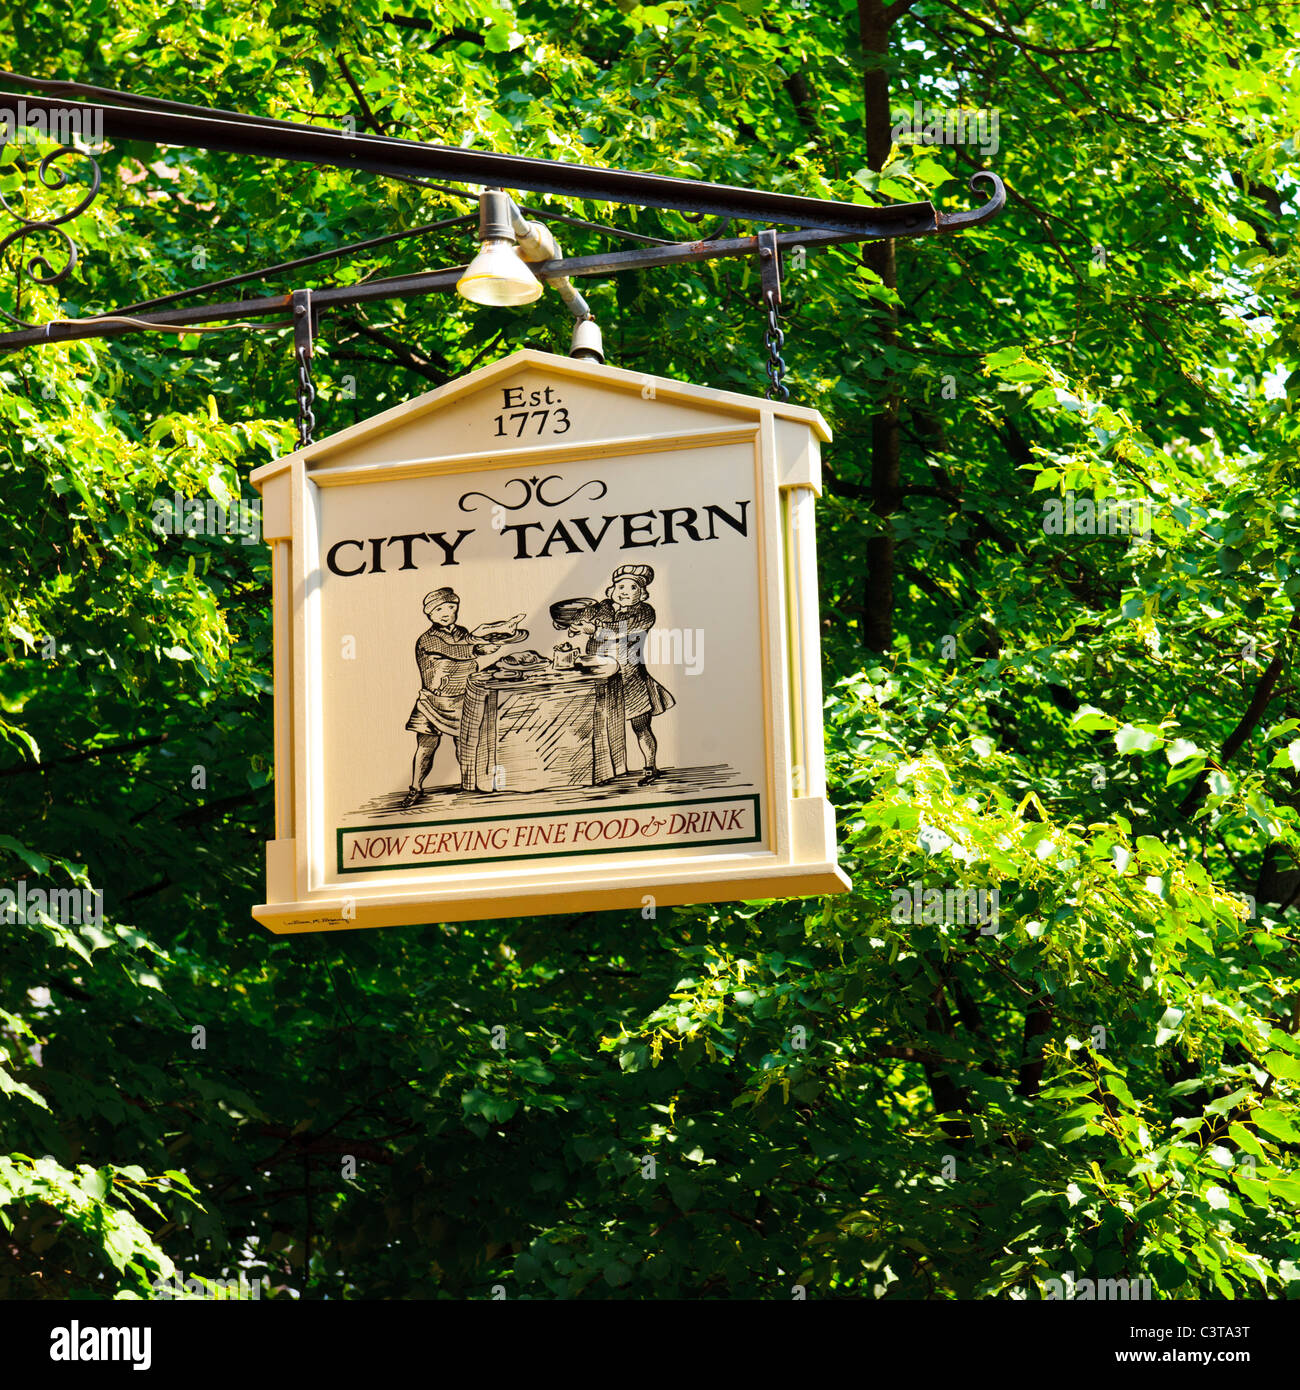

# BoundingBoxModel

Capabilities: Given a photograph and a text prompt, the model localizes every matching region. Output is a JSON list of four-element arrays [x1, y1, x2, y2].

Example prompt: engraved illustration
[[335, 457, 761, 830], [563, 564, 675, 786], [350, 566, 748, 822], [400, 588, 525, 808]]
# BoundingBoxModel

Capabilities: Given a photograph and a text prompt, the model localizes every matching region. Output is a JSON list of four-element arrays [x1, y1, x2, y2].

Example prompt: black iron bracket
[[757, 227, 782, 311], [0, 73, 1008, 351], [0, 175, 1006, 353], [0, 76, 1008, 420], [0, 80, 977, 238]]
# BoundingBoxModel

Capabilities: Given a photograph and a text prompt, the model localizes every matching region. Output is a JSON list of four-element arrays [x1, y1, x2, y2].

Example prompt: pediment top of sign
[[250, 349, 830, 486]]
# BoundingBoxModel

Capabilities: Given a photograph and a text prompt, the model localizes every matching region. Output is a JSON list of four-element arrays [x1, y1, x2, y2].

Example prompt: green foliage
[[2, 0, 1299, 1299]]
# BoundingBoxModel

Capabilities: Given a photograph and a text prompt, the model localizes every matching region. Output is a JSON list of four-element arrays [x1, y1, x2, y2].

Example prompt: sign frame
[[250, 349, 849, 933]]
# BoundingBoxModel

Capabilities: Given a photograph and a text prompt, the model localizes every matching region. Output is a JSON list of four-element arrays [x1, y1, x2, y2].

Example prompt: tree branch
[[337, 54, 392, 135], [335, 316, 451, 381], [931, 0, 1119, 57], [0, 733, 169, 778], [1178, 597, 1300, 816]]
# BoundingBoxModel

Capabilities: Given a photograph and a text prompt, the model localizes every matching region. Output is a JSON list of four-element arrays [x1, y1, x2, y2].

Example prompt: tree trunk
[[858, 0, 902, 653]]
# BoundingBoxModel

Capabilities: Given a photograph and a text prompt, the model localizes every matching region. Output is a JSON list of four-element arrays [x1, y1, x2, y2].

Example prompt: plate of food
[[472, 613, 529, 644], [488, 650, 548, 679]]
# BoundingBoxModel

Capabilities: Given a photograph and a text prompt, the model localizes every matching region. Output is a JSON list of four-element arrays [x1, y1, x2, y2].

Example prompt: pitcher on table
[[569, 564, 675, 786]]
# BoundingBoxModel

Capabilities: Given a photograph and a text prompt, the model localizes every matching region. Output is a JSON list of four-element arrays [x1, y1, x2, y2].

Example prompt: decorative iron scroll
[[0, 141, 102, 327], [935, 171, 1006, 233]]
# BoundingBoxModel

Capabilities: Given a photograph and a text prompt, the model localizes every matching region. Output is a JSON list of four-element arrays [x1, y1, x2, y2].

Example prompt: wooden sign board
[[250, 349, 849, 933]]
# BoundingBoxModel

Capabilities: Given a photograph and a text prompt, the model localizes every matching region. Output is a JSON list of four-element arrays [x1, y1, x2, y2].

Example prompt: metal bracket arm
[[0, 83, 1000, 238], [0, 175, 1006, 352]]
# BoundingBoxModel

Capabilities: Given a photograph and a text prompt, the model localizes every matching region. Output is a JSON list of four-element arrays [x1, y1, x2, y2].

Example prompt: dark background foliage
[[2, 0, 1299, 1299]]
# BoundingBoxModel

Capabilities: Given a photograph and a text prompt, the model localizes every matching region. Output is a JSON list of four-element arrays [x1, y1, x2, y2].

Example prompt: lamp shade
[[456, 239, 542, 307]]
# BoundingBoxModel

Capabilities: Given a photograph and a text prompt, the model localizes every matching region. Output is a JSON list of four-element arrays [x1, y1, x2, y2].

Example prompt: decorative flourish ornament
[[458, 474, 609, 514], [0, 140, 102, 327]]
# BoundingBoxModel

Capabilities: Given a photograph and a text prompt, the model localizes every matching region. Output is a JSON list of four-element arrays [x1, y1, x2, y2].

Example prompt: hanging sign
[[250, 349, 849, 932]]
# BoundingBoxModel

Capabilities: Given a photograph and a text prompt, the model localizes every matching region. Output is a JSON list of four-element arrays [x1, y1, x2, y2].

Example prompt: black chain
[[295, 344, 316, 447], [763, 291, 788, 402]]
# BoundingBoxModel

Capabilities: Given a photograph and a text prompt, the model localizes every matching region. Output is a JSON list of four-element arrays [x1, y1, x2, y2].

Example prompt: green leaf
[[666, 1174, 700, 1211], [0, 835, 50, 875], [985, 346, 1023, 370], [1253, 1108, 1300, 1144], [1115, 725, 1163, 755], [1269, 1176, 1300, 1204], [0, 1067, 50, 1110], [1235, 1175, 1272, 1208], [1071, 706, 1118, 732], [910, 157, 954, 188], [1227, 1123, 1266, 1158], [1155, 1007, 1185, 1046], [1165, 738, 1201, 766], [1262, 1050, 1300, 1085]]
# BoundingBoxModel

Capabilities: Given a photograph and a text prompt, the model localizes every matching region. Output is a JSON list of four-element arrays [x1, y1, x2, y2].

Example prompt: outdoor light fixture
[[457, 190, 604, 362], [456, 190, 543, 306], [456, 240, 542, 305], [569, 315, 603, 362]]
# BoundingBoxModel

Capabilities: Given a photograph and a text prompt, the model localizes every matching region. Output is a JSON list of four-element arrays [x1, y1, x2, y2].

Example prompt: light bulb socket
[[479, 189, 516, 244]]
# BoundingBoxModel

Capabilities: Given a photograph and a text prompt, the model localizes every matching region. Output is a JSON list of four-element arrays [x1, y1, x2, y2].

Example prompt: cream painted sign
[[250, 349, 849, 933]]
